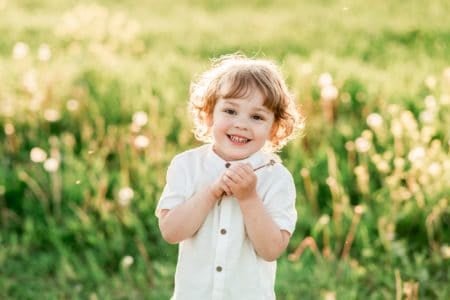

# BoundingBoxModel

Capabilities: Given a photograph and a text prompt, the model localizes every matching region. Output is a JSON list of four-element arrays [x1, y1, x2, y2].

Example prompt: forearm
[[159, 187, 218, 244], [239, 196, 290, 261]]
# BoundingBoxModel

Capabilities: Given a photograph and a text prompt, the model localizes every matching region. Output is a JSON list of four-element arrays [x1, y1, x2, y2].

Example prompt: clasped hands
[[210, 162, 257, 202]]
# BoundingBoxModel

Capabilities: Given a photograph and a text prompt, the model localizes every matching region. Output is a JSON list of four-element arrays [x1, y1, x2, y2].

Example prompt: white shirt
[[156, 144, 297, 300]]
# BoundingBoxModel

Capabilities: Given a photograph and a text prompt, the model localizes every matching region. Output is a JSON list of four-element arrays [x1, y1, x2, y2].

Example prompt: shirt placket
[[211, 195, 232, 300]]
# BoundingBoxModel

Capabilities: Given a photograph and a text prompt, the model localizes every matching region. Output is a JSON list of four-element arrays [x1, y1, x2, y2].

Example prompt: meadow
[[0, 0, 449, 299]]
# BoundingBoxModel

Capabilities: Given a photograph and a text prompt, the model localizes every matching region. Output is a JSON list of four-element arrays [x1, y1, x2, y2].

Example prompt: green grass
[[1, 0, 449, 299]]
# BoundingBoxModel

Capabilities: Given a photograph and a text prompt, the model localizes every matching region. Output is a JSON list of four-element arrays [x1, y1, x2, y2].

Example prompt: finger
[[233, 163, 254, 174], [232, 165, 255, 185], [221, 181, 232, 196], [223, 174, 238, 191], [222, 178, 233, 196], [224, 169, 242, 183], [235, 165, 250, 178], [242, 163, 255, 175], [219, 174, 233, 195]]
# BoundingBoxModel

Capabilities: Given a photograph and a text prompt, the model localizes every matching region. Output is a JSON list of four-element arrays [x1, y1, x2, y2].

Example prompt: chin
[[228, 151, 252, 161]]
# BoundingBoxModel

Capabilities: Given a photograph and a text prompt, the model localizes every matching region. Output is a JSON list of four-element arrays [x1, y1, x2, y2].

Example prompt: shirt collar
[[204, 143, 268, 173]]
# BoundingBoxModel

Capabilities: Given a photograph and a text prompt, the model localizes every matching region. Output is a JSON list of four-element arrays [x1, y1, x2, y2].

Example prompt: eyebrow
[[221, 100, 272, 114], [253, 107, 272, 114], [222, 100, 239, 107]]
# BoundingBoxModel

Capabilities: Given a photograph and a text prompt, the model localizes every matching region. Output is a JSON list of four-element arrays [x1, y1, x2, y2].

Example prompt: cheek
[[253, 124, 273, 140], [211, 115, 230, 132]]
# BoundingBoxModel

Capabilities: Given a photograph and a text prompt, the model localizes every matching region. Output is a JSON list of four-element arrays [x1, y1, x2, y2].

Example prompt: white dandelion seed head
[[354, 165, 367, 176], [66, 99, 80, 111], [386, 231, 395, 241], [118, 187, 134, 206], [419, 110, 435, 124], [345, 141, 355, 152], [366, 113, 383, 129], [408, 147, 426, 162], [420, 126, 435, 144], [4, 123, 15, 135], [387, 104, 401, 116], [30, 147, 48, 163], [371, 154, 382, 163], [121, 255, 134, 268], [134, 135, 149, 149], [321, 85, 338, 101], [361, 130, 373, 141], [376, 160, 390, 173], [44, 109, 61, 122], [441, 245, 450, 259], [22, 70, 38, 93], [390, 120, 403, 137], [318, 214, 330, 225], [323, 291, 336, 300], [424, 95, 437, 111], [400, 111, 416, 128], [38, 43, 52, 61], [427, 162, 442, 177], [132, 111, 148, 127], [354, 205, 365, 215], [43, 158, 60, 172], [355, 137, 371, 153], [318, 72, 333, 88], [383, 151, 394, 161], [394, 157, 405, 170], [12, 41, 29, 60]]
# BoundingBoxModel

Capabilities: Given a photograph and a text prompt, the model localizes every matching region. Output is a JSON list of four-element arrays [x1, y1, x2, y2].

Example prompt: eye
[[223, 108, 237, 115], [251, 114, 265, 121]]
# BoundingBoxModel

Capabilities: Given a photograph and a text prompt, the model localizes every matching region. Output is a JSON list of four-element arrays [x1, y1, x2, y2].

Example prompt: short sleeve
[[263, 168, 297, 234], [155, 156, 188, 217]]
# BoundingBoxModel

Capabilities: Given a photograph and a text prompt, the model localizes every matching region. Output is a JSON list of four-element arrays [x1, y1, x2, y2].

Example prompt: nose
[[233, 115, 249, 130]]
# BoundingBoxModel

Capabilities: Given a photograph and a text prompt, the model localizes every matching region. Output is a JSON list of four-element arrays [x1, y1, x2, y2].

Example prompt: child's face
[[209, 86, 275, 161]]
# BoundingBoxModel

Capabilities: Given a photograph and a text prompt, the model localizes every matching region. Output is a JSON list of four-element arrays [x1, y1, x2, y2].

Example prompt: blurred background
[[0, 0, 449, 299]]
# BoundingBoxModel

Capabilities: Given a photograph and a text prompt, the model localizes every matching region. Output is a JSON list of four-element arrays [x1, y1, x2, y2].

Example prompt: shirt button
[[216, 266, 223, 272], [220, 228, 227, 235]]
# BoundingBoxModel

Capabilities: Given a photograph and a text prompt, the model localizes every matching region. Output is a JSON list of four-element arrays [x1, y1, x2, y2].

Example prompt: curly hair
[[189, 54, 304, 152]]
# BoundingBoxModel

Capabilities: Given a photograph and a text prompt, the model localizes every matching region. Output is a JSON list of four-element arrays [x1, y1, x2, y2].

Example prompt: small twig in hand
[[252, 159, 276, 172], [218, 159, 277, 205], [225, 159, 277, 172]]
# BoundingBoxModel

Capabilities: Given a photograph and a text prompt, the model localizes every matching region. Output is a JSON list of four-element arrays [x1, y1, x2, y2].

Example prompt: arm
[[223, 163, 291, 261], [158, 175, 231, 244], [239, 195, 291, 261]]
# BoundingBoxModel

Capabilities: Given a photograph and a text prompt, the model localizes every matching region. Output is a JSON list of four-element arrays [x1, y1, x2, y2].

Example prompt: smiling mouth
[[227, 134, 251, 144]]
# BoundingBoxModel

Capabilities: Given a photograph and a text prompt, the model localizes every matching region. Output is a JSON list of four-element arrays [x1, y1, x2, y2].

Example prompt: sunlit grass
[[1, 0, 449, 299]]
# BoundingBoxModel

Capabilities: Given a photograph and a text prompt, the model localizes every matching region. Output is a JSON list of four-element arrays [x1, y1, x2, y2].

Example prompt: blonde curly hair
[[189, 54, 304, 152]]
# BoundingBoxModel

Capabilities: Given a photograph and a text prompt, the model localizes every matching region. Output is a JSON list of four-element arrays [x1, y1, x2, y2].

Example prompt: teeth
[[229, 135, 249, 143]]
